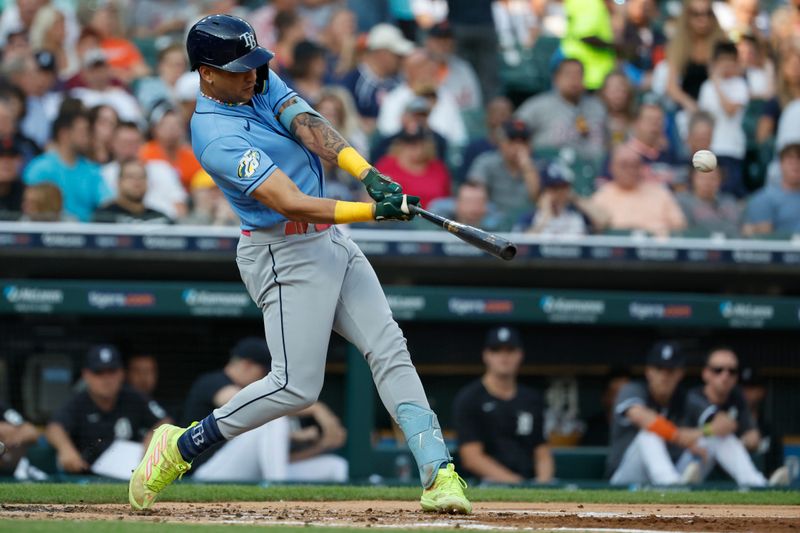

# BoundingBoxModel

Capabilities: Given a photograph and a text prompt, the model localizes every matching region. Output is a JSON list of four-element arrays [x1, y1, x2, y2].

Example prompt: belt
[[241, 222, 332, 237]]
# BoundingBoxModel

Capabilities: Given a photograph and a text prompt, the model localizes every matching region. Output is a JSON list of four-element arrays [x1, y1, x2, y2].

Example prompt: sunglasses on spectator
[[708, 366, 738, 376]]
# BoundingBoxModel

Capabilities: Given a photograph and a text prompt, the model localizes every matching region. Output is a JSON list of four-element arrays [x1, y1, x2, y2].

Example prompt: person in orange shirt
[[140, 106, 201, 190], [88, 3, 150, 84], [591, 145, 687, 237]]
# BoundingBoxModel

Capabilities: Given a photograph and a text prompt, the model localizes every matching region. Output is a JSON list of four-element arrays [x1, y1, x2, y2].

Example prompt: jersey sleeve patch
[[237, 149, 261, 179]]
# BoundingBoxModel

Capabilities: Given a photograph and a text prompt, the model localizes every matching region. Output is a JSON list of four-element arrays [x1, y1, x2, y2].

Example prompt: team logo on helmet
[[240, 31, 257, 50], [237, 149, 261, 179]]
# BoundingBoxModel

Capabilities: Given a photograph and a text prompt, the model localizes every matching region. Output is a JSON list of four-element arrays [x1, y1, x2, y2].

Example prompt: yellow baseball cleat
[[420, 463, 472, 514], [129, 423, 192, 511]]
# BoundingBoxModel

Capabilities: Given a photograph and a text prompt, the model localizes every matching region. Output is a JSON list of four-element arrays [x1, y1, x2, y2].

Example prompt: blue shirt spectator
[[338, 24, 412, 120], [743, 143, 800, 236], [23, 112, 111, 222]]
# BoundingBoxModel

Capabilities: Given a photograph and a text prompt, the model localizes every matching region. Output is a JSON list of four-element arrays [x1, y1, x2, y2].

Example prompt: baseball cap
[[428, 21, 454, 39], [405, 95, 432, 115], [540, 162, 573, 188], [396, 123, 427, 142], [85, 344, 123, 372], [230, 337, 271, 365], [646, 341, 686, 369], [366, 24, 415, 56], [484, 326, 522, 350], [175, 71, 200, 102], [502, 119, 531, 141], [83, 48, 108, 68], [34, 51, 57, 72]]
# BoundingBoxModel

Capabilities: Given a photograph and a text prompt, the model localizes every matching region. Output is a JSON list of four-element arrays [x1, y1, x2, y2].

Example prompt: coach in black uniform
[[45, 345, 169, 473], [453, 326, 554, 483]]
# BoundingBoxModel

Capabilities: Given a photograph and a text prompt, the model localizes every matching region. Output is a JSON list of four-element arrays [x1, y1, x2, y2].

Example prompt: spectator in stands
[[140, 106, 201, 190], [561, 0, 616, 91], [378, 49, 467, 147], [319, 8, 357, 79], [248, 0, 301, 50], [0, 94, 41, 167], [619, 0, 666, 89], [182, 169, 239, 226], [427, 182, 504, 232], [424, 21, 482, 112], [374, 124, 451, 208], [130, 0, 188, 40], [515, 162, 607, 236], [7, 52, 62, 149], [64, 27, 104, 91], [181, 337, 348, 482], [45, 345, 169, 476], [174, 72, 200, 135], [683, 111, 715, 174], [698, 41, 749, 198], [620, 103, 680, 187], [453, 326, 554, 484], [714, 0, 767, 43], [742, 143, 800, 237], [665, 0, 725, 113], [458, 96, 513, 182], [0, 398, 41, 480], [69, 49, 143, 124], [770, 0, 800, 56], [87, 105, 119, 165], [93, 161, 171, 224], [467, 119, 541, 223], [314, 87, 368, 200], [287, 41, 329, 105], [135, 43, 191, 120], [607, 341, 703, 486], [102, 121, 186, 220], [679, 347, 789, 487], [0, 141, 24, 219], [87, 2, 150, 84], [601, 71, 636, 149], [737, 33, 774, 101], [515, 59, 607, 163], [126, 354, 159, 400], [28, 4, 76, 79], [446, 0, 498, 100], [20, 182, 64, 221], [757, 48, 800, 145], [591, 145, 686, 236], [23, 110, 111, 222], [676, 166, 742, 236], [339, 23, 412, 130], [371, 96, 448, 164], [271, 10, 307, 76]]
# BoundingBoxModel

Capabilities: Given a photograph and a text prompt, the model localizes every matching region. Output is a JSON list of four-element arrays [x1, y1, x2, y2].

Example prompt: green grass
[[0, 483, 798, 506]]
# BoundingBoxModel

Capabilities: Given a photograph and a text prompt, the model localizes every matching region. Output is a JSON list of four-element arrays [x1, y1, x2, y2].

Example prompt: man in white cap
[[338, 23, 413, 131]]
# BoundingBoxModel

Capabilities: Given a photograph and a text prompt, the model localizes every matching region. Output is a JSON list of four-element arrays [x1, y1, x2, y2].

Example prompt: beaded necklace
[[200, 91, 245, 107]]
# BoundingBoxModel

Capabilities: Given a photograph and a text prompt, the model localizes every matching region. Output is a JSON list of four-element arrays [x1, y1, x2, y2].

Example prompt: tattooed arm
[[281, 97, 350, 165]]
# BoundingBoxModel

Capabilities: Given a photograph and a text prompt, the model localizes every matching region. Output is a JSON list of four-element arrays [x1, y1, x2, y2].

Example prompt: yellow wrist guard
[[337, 146, 371, 179], [334, 201, 374, 224]]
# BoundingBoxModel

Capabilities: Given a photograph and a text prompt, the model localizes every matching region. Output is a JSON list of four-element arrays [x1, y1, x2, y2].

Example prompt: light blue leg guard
[[396, 403, 451, 488]]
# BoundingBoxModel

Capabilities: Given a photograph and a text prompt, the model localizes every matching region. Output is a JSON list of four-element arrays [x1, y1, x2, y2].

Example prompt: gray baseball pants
[[213, 225, 431, 437]]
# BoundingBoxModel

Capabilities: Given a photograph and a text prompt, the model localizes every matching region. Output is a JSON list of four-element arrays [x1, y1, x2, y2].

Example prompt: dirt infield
[[2, 500, 800, 532]]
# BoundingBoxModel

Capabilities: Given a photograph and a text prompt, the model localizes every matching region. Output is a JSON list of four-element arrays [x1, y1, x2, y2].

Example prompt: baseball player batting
[[128, 14, 471, 514]]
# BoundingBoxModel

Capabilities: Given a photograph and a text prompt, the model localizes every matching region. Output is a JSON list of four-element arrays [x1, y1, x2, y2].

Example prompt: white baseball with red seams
[[692, 150, 718, 172]]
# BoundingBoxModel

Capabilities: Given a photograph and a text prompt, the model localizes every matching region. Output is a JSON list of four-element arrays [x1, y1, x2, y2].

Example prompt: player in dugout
[[128, 14, 470, 514]]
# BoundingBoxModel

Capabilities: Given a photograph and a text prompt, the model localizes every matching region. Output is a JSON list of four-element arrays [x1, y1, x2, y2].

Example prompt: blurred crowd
[[0, 0, 799, 239]]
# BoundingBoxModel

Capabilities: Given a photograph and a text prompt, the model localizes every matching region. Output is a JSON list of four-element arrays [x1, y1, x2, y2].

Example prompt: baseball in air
[[692, 150, 718, 172]]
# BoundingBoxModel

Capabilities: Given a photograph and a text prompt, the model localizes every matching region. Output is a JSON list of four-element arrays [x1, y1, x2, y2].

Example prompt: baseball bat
[[409, 205, 517, 261]]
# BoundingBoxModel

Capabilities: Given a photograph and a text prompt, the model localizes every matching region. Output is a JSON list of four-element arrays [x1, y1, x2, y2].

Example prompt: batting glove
[[374, 194, 419, 221], [363, 168, 403, 201]]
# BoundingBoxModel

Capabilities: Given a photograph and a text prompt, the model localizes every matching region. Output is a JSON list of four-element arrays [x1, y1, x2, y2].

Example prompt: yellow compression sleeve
[[337, 146, 372, 179], [334, 201, 374, 223]]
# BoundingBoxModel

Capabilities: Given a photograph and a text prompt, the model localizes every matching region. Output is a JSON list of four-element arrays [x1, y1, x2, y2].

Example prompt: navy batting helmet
[[187, 14, 274, 72]]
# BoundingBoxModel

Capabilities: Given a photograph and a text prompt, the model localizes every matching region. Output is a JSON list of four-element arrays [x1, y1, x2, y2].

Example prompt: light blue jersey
[[190, 69, 324, 230]]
